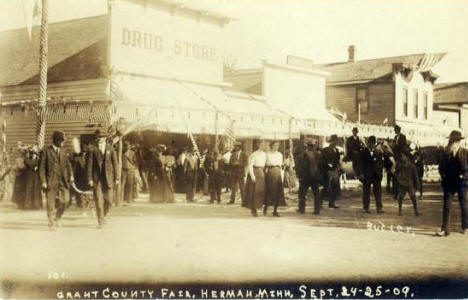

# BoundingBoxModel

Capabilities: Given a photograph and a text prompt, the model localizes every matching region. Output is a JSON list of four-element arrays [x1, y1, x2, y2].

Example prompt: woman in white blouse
[[243, 140, 267, 217], [264, 141, 287, 217]]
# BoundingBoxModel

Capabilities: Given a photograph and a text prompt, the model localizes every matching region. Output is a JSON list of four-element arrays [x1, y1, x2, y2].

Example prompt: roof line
[[434, 82, 468, 90], [316, 52, 447, 67], [0, 14, 108, 35]]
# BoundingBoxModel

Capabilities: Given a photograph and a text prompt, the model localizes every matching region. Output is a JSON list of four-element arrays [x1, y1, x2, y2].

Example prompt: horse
[[340, 139, 395, 177]]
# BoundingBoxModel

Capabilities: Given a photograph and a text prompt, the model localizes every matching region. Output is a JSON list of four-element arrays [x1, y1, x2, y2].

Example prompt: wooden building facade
[[0, 0, 296, 157], [313, 47, 455, 145]]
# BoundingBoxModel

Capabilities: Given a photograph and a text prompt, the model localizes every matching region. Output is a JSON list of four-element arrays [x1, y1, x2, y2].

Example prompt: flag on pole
[[22, 0, 41, 40], [223, 120, 235, 143], [418, 53, 446, 72]]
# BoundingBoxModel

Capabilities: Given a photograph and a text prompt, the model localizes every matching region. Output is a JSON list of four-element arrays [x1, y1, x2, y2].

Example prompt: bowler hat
[[448, 130, 464, 141], [394, 125, 401, 130], [329, 134, 339, 143], [52, 131, 65, 142]]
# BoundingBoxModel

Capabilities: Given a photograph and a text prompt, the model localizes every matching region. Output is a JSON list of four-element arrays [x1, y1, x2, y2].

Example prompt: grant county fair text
[[55, 285, 416, 299]]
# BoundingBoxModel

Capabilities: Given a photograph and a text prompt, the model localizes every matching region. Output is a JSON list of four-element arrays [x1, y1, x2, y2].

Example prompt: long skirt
[[243, 168, 265, 210], [12, 171, 27, 208], [149, 176, 163, 203], [24, 170, 42, 209], [265, 167, 287, 207], [161, 171, 174, 203]]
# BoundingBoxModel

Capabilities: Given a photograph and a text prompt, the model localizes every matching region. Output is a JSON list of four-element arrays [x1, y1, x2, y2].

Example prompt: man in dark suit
[[321, 134, 341, 209], [87, 131, 119, 228], [39, 131, 74, 228], [393, 125, 407, 161], [358, 135, 385, 214], [437, 130, 468, 236], [229, 142, 248, 204], [345, 127, 364, 174], [297, 139, 323, 215]]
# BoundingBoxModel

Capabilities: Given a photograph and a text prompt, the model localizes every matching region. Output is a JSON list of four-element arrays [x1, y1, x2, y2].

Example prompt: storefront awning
[[112, 75, 228, 135], [112, 75, 300, 140]]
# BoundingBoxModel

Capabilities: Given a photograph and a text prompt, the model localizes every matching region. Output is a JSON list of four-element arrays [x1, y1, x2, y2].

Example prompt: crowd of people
[[1, 125, 467, 236]]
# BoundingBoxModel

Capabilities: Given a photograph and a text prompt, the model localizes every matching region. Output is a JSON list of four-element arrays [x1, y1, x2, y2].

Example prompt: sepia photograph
[[0, 0, 467, 299]]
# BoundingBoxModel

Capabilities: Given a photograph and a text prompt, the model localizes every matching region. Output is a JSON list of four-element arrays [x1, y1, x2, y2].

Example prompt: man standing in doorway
[[39, 131, 74, 228]]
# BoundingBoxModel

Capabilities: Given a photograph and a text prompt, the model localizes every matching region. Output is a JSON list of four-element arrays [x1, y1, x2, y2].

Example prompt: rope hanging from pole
[[36, 0, 49, 150]]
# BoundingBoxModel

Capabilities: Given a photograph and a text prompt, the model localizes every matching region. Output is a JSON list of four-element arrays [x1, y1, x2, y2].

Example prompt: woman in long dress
[[23, 146, 42, 210], [264, 141, 287, 217], [148, 148, 164, 203], [243, 140, 267, 217], [12, 147, 27, 209], [160, 147, 175, 203]]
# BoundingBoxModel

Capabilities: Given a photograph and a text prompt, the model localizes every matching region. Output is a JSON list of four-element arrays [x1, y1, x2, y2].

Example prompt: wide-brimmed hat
[[448, 130, 464, 141], [329, 134, 339, 143], [94, 130, 107, 139]]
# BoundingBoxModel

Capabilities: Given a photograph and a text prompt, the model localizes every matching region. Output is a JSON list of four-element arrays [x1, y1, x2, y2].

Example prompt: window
[[423, 92, 429, 120], [413, 89, 418, 118], [402, 88, 408, 117], [356, 87, 369, 114]]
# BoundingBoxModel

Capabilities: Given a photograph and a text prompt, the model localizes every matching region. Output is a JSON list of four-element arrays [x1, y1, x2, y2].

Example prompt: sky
[[1, 0, 467, 83]]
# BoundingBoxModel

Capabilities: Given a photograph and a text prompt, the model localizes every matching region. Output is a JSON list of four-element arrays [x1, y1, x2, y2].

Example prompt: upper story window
[[402, 87, 408, 117], [423, 92, 429, 120], [356, 87, 369, 114], [413, 89, 418, 119]]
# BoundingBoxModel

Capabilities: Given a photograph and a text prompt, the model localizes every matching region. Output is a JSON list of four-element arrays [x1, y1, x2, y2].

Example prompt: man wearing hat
[[437, 130, 468, 236], [39, 130, 74, 228], [229, 141, 248, 204], [296, 139, 323, 214], [321, 134, 341, 209], [345, 127, 364, 175], [358, 135, 385, 214], [87, 130, 119, 228], [121, 141, 137, 204], [393, 125, 407, 161]]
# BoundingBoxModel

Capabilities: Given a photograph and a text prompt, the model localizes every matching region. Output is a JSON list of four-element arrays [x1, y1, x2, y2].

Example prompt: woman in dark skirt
[[148, 148, 164, 203], [243, 140, 267, 217], [162, 149, 176, 203], [264, 141, 287, 217], [23, 146, 42, 209], [12, 147, 27, 209]]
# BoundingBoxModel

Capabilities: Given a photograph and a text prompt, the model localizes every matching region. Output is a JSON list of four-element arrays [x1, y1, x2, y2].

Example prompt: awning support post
[[289, 117, 294, 162], [214, 110, 219, 152]]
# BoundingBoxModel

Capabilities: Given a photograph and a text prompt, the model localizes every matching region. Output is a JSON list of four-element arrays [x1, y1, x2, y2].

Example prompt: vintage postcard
[[0, 0, 467, 299]]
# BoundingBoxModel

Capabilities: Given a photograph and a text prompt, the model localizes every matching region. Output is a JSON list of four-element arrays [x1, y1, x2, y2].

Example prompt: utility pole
[[36, 0, 49, 149]]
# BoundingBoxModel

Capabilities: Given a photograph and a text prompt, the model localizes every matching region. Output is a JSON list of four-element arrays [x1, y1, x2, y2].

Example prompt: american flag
[[418, 53, 446, 72], [223, 120, 235, 143]]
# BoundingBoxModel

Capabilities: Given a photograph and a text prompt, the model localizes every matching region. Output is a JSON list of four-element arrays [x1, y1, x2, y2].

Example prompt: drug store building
[[0, 0, 297, 156]]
